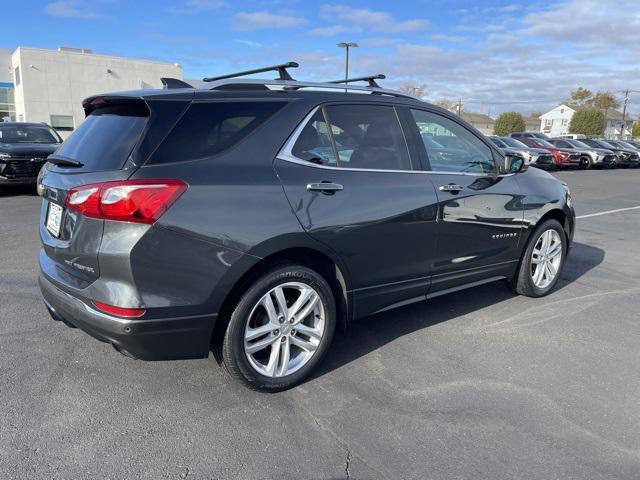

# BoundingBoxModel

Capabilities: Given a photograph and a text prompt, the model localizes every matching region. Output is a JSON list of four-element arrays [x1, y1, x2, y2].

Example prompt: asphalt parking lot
[[1, 169, 639, 480]]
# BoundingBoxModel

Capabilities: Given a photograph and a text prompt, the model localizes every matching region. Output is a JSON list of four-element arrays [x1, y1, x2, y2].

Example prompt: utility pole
[[337, 42, 358, 81], [455, 98, 463, 116], [621, 89, 630, 139]]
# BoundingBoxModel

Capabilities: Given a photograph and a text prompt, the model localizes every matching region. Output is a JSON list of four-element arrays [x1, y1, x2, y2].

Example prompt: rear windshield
[[0, 124, 61, 144], [148, 101, 286, 165], [55, 103, 148, 171]]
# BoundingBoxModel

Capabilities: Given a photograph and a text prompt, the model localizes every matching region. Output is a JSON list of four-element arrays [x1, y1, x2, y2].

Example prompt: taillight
[[66, 179, 187, 224], [93, 301, 146, 318]]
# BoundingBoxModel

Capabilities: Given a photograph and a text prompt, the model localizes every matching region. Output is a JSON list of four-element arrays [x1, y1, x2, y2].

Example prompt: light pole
[[337, 42, 358, 81]]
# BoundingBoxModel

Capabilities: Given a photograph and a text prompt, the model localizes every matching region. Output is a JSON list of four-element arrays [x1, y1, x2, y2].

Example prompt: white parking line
[[577, 205, 640, 219]]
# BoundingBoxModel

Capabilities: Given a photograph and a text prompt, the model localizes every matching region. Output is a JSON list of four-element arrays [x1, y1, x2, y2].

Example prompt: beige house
[[461, 112, 495, 135]]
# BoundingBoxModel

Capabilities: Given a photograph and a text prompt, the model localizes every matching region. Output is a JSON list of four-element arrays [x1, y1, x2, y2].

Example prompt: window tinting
[[291, 110, 337, 165], [150, 101, 286, 165], [410, 109, 496, 173], [56, 103, 148, 171], [322, 104, 412, 171]]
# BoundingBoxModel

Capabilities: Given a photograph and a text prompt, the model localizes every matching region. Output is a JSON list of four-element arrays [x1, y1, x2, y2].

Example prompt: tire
[[221, 265, 336, 391], [511, 219, 567, 297], [579, 156, 592, 170]]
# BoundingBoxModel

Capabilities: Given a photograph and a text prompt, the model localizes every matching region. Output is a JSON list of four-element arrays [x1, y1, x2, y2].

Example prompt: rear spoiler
[[160, 77, 194, 89], [81, 95, 149, 116]]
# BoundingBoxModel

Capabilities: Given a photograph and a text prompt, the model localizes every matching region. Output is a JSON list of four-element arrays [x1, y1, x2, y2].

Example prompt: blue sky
[[4, 0, 640, 115]]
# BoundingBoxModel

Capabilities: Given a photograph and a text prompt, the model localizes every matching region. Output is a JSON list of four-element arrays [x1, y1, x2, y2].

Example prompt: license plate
[[46, 202, 63, 238]]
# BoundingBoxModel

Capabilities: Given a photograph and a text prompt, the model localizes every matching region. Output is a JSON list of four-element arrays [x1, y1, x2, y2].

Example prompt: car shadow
[[310, 241, 605, 382]]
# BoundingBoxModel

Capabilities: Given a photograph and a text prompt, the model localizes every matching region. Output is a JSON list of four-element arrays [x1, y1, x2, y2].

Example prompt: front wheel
[[221, 265, 336, 391], [511, 219, 567, 297]]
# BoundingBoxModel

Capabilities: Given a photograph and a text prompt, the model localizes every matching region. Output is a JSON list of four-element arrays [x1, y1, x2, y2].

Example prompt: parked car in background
[[36, 66, 575, 391], [0, 122, 62, 185], [611, 140, 640, 156], [624, 139, 640, 150], [511, 132, 552, 141], [549, 138, 617, 169], [517, 137, 581, 169], [488, 136, 555, 170], [581, 139, 640, 168]]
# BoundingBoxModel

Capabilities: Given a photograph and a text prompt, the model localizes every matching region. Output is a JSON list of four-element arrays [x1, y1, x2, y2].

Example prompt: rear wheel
[[221, 265, 336, 391], [511, 219, 567, 297]]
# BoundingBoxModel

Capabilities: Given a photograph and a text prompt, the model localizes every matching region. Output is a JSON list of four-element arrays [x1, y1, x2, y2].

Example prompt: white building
[[540, 104, 574, 137], [540, 103, 633, 139], [1, 46, 183, 137]]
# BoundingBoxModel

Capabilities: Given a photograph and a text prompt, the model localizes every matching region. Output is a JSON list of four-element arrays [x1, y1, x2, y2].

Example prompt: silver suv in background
[[549, 138, 617, 169], [488, 136, 556, 170]]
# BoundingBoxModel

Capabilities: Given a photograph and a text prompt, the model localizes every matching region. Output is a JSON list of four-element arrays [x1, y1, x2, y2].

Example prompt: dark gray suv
[[38, 64, 575, 390]]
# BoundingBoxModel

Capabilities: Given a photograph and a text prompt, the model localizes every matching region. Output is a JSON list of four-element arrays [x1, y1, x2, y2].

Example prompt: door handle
[[307, 182, 344, 194], [439, 183, 465, 193]]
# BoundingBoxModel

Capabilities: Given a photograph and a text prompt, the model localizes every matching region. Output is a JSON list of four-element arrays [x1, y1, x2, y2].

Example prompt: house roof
[[462, 112, 494, 123]]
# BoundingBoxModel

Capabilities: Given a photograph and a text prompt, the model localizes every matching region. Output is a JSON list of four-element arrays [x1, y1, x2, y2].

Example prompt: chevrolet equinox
[[38, 64, 575, 391]]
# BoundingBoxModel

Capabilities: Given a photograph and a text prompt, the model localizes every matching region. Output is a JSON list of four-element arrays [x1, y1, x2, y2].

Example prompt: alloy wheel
[[530, 229, 563, 289], [243, 282, 325, 378]]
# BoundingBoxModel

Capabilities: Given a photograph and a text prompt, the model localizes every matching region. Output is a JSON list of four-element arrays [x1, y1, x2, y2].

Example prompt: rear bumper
[[39, 273, 215, 360]]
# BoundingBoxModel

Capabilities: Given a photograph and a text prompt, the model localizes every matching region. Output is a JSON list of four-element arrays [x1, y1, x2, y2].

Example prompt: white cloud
[[319, 5, 428, 33], [170, 0, 227, 14], [234, 39, 262, 48], [310, 25, 356, 37], [45, 1, 105, 19], [232, 11, 307, 31]]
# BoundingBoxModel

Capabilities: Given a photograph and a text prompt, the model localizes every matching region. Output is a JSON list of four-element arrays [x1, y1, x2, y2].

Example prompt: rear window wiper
[[47, 155, 84, 168]]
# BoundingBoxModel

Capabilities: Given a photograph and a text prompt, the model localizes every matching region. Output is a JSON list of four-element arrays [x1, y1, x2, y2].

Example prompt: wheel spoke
[[246, 334, 278, 354], [292, 293, 319, 324], [540, 230, 550, 252], [288, 288, 314, 320], [295, 323, 323, 341], [261, 293, 279, 324], [245, 323, 278, 342], [273, 286, 289, 319], [533, 263, 545, 285], [265, 342, 281, 376], [290, 335, 318, 353], [277, 338, 290, 377], [548, 242, 562, 259], [546, 260, 557, 278]]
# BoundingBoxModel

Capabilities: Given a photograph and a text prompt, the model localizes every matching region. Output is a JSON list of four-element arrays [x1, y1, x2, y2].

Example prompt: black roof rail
[[160, 77, 194, 89], [327, 74, 386, 88], [203, 62, 299, 82]]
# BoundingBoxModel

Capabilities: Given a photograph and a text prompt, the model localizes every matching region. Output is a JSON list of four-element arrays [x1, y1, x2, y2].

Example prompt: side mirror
[[501, 153, 527, 174]]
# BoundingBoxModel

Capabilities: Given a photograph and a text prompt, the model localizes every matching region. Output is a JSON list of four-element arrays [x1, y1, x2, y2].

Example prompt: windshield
[[533, 139, 554, 148], [567, 139, 589, 148], [617, 141, 636, 149], [500, 137, 528, 148], [0, 125, 62, 144]]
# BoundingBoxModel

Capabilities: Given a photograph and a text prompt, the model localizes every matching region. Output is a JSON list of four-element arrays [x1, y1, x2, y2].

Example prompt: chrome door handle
[[307, 182, 344, 193], [439, 184, 465, 192]]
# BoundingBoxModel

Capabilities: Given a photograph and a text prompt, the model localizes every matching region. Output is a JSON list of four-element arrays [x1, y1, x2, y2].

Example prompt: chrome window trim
[[277, 105, 514, 177]]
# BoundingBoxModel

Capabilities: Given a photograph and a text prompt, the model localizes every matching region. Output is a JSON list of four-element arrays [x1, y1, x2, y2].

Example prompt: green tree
[[567, 87, 593, 108], [569, 108, 605, 136], [493, 112, 526, 136], [632, 122, 640, 138], [590, 91, 620, 110]]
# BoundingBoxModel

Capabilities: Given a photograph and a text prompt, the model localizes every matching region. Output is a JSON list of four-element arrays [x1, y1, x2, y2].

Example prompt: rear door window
[[149, 101, 286, 165], [55, 103, 148, 171]]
